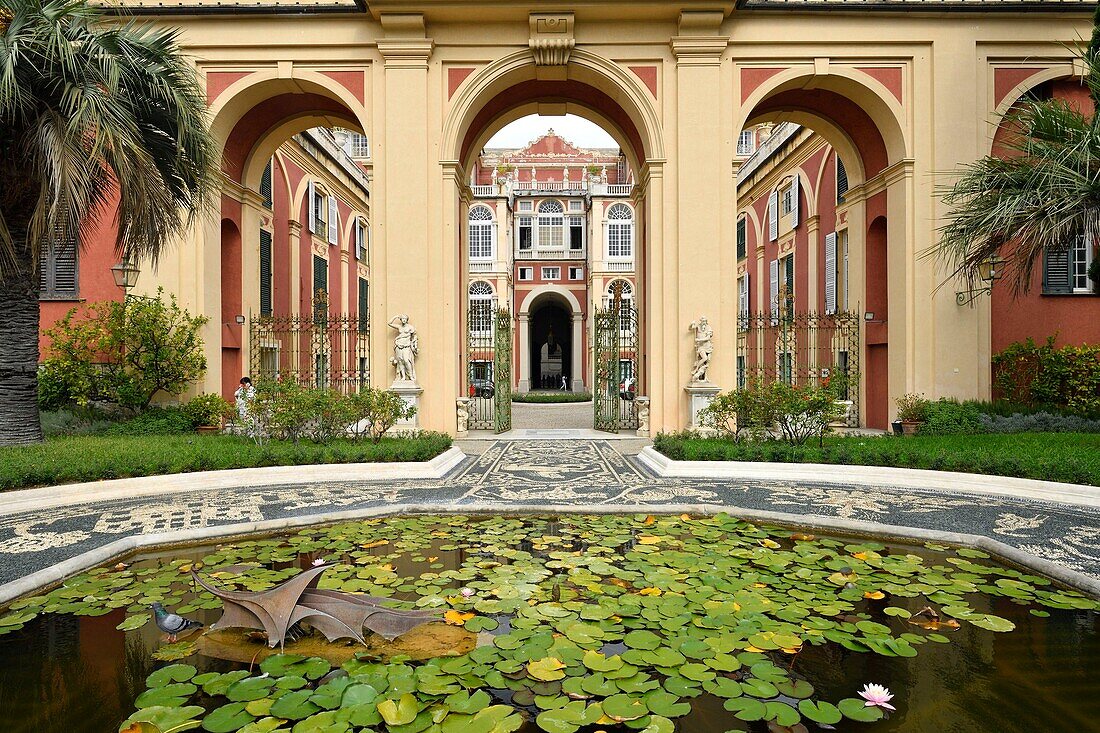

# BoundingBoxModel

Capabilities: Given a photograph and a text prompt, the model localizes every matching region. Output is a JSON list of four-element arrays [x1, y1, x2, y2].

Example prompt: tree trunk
[[0, 223, 44, 446]]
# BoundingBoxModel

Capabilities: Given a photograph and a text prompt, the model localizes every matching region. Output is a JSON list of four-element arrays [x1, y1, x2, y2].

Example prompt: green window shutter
[[836, 155, 849, 204], [260, 160, 273, 209], [1043, 245, 1072, 294], [39, 234, 79, 299], [313, 254, 328, 298], [737, 217, 747, 260], [358, 277, 369, 333], [259, 230, 273, 315]]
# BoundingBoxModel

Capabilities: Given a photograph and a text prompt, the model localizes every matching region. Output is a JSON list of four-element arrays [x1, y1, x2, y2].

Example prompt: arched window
[[468, 206, 495, 260], [537, 200, 564, 249], [604, 279, 634, 332], [606, 203, 633, 259], [469, 280, 495, 334]]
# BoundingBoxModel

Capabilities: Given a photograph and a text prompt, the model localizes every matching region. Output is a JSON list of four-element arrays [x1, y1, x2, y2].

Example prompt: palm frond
[[0, 0, 217, 279]]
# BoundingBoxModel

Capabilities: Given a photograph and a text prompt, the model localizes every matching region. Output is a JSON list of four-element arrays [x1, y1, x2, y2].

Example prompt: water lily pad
[[837, 697, 884, 722], [153, 641, 198, 661], [269, 690, 321, 721], [202, 702, 257, 732], [135, 683, 197, 709], [147, 664, 197, 687], [723, 697, 767, 721], [122, 705, 206, 733], [117, 614, 151, 632], [226, 677, 276, 702], [798, 699, 842, 724], [967, 614, 1015, 632], [377, 693, 419, 726]]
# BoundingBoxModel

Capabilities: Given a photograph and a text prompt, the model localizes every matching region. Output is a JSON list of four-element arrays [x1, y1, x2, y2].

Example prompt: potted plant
[[895, 393, 929, 436], [185, 393, 232, 434]]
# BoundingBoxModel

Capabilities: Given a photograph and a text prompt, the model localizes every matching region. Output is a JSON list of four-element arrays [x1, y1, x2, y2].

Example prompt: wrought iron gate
[[249, 297, 369, 392], [467, 303, 512, 433], [594, 296, 639, 433]]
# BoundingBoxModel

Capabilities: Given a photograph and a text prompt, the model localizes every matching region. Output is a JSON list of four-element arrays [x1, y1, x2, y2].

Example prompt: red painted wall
[[990, 80, 1100, 358]]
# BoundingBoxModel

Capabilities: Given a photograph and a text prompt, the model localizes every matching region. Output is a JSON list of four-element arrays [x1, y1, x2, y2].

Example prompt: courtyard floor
[[1, 439, 1098, 603]]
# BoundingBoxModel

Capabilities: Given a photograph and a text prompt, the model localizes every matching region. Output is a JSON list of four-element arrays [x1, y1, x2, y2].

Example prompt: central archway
[[443, 49, 664, 431]]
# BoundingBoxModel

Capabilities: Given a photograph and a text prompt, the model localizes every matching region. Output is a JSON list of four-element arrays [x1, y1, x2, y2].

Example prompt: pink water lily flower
[[858, 683, 896, 711], [460, 587, 475, 599], [311, 558, 326, 567]]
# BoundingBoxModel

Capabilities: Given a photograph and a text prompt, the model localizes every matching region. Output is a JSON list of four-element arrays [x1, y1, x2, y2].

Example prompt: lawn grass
[[0, 432, 453, 491], [653, 432, 1100, 486], [512, 392, 593, 403]]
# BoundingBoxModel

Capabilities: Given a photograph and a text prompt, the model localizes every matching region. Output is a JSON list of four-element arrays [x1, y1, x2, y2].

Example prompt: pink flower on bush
[[858, 683, 896, 711]]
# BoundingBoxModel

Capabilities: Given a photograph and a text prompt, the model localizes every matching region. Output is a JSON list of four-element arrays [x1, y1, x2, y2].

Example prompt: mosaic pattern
[[0, 440, 1098, 589]]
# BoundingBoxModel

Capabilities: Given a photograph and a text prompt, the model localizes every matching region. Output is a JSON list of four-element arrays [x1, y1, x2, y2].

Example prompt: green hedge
[[653, 432, 1100, 486], [512, 392, 593, 403], [0, 432, 452, 491]]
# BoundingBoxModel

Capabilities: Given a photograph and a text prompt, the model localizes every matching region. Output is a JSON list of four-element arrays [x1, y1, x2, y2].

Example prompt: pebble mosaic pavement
[[1, 440, 1098, 589]]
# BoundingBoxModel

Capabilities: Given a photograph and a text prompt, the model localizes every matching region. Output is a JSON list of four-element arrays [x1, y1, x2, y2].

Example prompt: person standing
[[234, 377, 256, 422]]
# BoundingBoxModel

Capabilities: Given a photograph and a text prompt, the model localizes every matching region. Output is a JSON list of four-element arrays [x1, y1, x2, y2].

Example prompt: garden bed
[[0, 432, 452, 491], [653, 432, 1100, 486]]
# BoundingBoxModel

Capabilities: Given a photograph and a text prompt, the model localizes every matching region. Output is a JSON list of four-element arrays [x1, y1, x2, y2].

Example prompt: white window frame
[[606, 203, 634, 260], [537, 200, 565, 250], [354, 218, 368, 261], [518, 200, 533, 212], [518, 266, 534, 281], [768, 190, 779, 242], [604, 280, 634, 333], [569, 199, 584, 212], [541, 266, 561, 281], [468, 281, 495, 335], [738, 273, 750, 331], [468, 205, 495, 261], [1072, 235, 1094, 293], [308, 181, 327, 236], [824, 231, 838, 315], [569, 266, 584, 281], [737, 130, 755, 157], [781, 186, 794, 216], [517, 216, 533, 251]]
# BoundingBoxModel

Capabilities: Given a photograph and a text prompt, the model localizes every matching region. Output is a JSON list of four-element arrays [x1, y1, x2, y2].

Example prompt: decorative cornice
[[378, 13, 432, 67], [671, 10, 727, 63], [529, 12, 575, 67]]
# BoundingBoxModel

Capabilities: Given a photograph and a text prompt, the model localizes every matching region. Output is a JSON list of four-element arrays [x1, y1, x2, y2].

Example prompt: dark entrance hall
[[529, 300, 571, 390]]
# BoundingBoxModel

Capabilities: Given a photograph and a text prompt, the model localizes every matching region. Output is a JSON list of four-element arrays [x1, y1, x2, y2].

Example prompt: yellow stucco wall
[[127, 1, 1092, 434]]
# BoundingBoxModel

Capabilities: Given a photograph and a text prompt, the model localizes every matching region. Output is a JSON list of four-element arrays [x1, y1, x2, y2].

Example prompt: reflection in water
[[0, 519, 1097, 733]]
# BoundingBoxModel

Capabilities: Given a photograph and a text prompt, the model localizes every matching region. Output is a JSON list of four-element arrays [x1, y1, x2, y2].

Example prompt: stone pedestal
[[390, 380, 423, 431], [685, 382, 720, 434]]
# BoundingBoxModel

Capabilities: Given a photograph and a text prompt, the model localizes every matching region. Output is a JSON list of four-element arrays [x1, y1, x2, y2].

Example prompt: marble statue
[[456, 398, 471, 434], [388, 315, 419, 383], [635, 396, 651, 436], [689, 316, 714, 383]]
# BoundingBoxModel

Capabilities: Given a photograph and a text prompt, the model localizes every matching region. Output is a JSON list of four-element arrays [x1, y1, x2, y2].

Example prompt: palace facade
[[35, 0, 1100, 434]]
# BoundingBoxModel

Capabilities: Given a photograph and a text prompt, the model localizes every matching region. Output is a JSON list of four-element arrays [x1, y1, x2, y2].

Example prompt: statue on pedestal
[[689, 316, 713, 383], [388, 315, 419, 383]]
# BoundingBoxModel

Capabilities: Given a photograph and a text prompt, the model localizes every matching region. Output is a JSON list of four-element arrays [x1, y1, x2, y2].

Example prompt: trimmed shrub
[[918, 399, 984, 436], [979, 411, 1100, 434], [183, 394, 233, 428], [993, 336, 1100, 416], [106, 407, 193, 436]]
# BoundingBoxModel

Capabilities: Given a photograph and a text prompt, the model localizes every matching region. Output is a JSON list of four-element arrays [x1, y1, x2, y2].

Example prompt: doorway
[[529, 300, 572, 391]]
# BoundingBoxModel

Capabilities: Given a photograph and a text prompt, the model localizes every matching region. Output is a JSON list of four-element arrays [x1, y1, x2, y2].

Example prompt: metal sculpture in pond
[[193, 566, 440, 649]]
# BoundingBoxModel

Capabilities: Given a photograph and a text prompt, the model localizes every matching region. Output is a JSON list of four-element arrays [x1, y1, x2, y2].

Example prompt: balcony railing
[[469, 261, 494, 273], [516, 247, 586, 261], [605, 261, 635, 272], [471, 180, 635, 197], [471, 185, 496, 197]]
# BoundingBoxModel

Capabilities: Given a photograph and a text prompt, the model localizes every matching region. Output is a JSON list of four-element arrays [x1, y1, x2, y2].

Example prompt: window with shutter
[[790, 177, 800, 229], [769, 259, 779, 325], [768, 190, 779, 242], [259, 230, 273, 316], [824, 232, 837, 315], [836, 155, 849, 204], [308, 181, 318, 234], [358, 277, 369, 333], [260, 160, 273, 209], [327, 196, 338, 245], [1042, 245, 1072, 294], [841, 230, 849, 310], [313, 255, 328, 298], [736, 217, 747, 260], [784, 255, 795, 314], [738, 273, 750, 331], [39, 234, 79, 300]]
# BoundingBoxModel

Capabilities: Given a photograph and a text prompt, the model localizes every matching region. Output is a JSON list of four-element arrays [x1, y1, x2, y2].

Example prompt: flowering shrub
[[244, 382, 414, 445]]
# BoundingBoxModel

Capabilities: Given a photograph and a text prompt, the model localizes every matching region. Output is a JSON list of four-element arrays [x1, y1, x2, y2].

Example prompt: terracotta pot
[[900, 420, 921, 436]]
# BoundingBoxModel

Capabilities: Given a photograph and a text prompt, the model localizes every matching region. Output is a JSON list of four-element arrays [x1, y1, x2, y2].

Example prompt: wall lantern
[[111, 258, 141, 294], [956, 255, 1005, 306]]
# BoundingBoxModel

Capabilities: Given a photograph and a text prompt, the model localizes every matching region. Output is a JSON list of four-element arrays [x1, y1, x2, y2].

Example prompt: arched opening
[[736, 69, 908, 429], [202, 74, 372, 399], [529, 296, 572, 391], [445, 55, 660, 431], [988, 72, 1097, 376]]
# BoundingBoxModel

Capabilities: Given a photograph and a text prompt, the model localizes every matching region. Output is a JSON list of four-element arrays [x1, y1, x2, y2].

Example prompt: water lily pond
[[1, 514, 1098, 733]]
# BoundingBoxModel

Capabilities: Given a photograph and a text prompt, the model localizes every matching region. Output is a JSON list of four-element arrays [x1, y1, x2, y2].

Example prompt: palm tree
[[935, 7, 1100, 296], [0, 0, 217, 445]]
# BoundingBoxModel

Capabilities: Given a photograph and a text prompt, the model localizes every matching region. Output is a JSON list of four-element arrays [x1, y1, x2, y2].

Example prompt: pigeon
[[151, 602, 203, 642]]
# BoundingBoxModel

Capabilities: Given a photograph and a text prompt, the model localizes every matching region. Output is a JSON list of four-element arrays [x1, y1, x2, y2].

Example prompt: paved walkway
[[1, 440, 1098, 602]]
